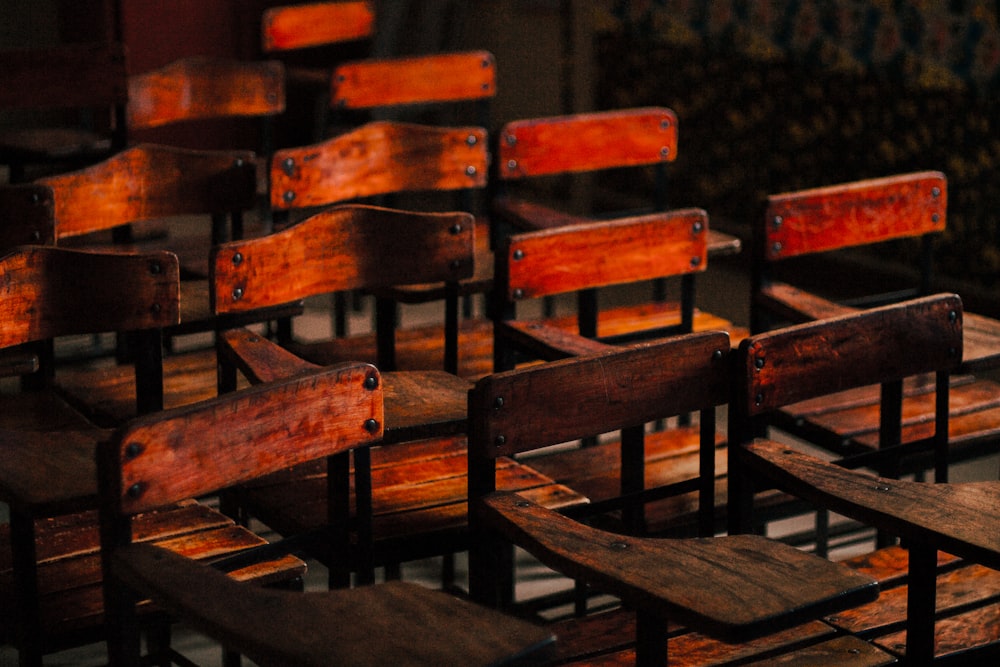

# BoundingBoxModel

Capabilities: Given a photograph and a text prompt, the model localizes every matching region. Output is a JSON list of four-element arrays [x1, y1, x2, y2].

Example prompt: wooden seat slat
[[871, 601, 1000, 661]]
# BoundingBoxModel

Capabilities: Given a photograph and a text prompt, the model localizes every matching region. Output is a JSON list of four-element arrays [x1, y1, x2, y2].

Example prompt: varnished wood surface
[[743, 440, 1000, 568], [330, 50, 496, 109], [762, 171, 946, 261], [496, 107, 677, 180], [0, 246, 180, 349], [212, 205, 474, 313], [38, 143, 256, 239], [500, 209, 708, 302], [127, 57, 285, 130], [269, 121, 487, 210], [483, 491, 877, 642], [261, 1, 375, 53], [115, 543, 554, 667]]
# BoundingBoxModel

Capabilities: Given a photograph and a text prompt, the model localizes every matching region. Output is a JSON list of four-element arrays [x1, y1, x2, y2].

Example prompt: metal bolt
[[875, 484, 891, 492], [232, 252, 243, 266], [932, 213, 940, 223], [755, 357, 765, 369], [931, 187, 941, 197], [949, 310, 958, 323], [495, 434, 506, 447], [150, 303, 161, 314], [660, 118, 671, 130], [610, 541, 629, 550], [755, 393, 763, 406], [31, 230, 41, 242], [515, 500, 531, 508], [283, 191, 296, 203], [149, 262, 161, 275], [364, 419, 379, 433], [125, 443, 143, 459], [692, 220, 704, 234], [690, 256, 701, 267], [506, 159, 517, 171], [505, 134, 516, 146], [712, 349, 723, 361], [31, 192, 41, 204], [234, 158, 244, 168], [466, 134, 478, 146], [364, 375, 378, 390], [450, 223, 463, 234], [513, 288, 524, 299], [494, 396, 504, 409], [512, 249, 524, 260], [127, 482, 144, 498], [660, 146, 670, 158], [450, 259, 462, 270], [466, 165, 477, 176], [232, 287, 244, 301], [482, 58, 491, 68], [282, 158, 295, 176], [772, 241, 782, 254], [773, 215, 783, 228]]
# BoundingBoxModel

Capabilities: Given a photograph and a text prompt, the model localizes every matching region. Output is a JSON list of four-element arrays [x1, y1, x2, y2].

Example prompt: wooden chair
[[467, 334, 889, 666], [0, 41, 128, 183], [98, 359, 555, 666], [491, 209, 744, 537], [210, 203, 585, 579], [729, 293, 1000, 663], [750, 172, 1000, 512], [0, 245, 180, 665], [269, 119, 490, 371]]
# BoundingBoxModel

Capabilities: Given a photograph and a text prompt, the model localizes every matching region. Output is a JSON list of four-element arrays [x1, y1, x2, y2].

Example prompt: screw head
[[512, 249, 524, 260], [466, 165, 478, 176], [149, 262, 162, 275], [466, 134, 478, 146], [364, 375, 378, 390], [232, 252, 243, 266], [364, 418, 379, 434], [232, 287, 244, 301], [283, 191, 296, 203]]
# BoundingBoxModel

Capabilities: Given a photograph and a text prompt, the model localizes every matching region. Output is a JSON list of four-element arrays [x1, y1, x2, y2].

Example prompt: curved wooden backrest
[[330, 51, 496, 110], [761, 171, 947, 261], [261, 1, 376, 53], [36, 143, 257, 239], [470, 330, 730, 459], [736, 293, 963, 418], [0, 245, 180, 349], [212, 204, 474, 314], [0, 184, 55, 251], [104, 361, 383, 514], [270, 121, 488, 210], [499, 208, 708, 302], [496, 107, 678, 181], [127, 57, 286, 130], [0, 42, 128, 110]]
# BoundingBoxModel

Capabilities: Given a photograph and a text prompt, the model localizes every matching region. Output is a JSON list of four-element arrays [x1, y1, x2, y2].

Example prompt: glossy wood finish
[[212, 205, 474, 313], [269, 121, 488, 210], [496, 107, 677, 180], [38, 143, 256, 240], [127, 57, 285, 130], [330, 50, 496, 109], [261, 1, 375, 53]]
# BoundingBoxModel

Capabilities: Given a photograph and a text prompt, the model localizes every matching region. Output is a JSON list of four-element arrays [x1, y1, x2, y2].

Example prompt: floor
[[3, 248, 998, 666]]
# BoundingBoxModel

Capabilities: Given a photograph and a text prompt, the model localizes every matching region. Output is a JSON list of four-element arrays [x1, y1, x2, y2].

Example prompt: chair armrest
[[218, 328, 320, 384], [756, 282, 859, 323], [741, 439, 1000, 569], [113, 542, 555, 666], [479, 491, 878, 642]]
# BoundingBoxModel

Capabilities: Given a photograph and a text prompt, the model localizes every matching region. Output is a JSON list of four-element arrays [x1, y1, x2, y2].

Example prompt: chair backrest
[[752, 171, 947, 331], [728, 293, 963, 532], [212, 203, 473, 310], [36, 143, 257, 244], [493, 209, 708, 367], [0, 245, 180, 410], [468, 331, 730, 599], [126, 57, 286, 131], [269, 120, 488, 212], [0, 184, 55, 251], [260, 1, 376, 54], [101, 360, 381, 516]]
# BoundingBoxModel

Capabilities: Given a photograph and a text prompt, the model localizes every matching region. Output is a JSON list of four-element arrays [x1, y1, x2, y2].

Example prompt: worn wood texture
[[762, 171, 946, 261], [330, 50, 495, 109], [483, 491, 877, 642], [37, 143, 256, 239], [497, 107, 677, 179], [269, 121, 487, 209], [107, 362, 382, 515], [212, 204, 474, 313], [0, 184, 55, 250], [499, 209, 707, 302], [0, 246, 180, 349], [261, 1, 376, 52], [738, 294, 962, 418], [127, 57, 285, 130], [0, 42, 128, 110], [115, 543, 554, 667]]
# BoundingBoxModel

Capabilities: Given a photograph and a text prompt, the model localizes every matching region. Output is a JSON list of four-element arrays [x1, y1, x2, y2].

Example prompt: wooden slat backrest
[[127, 57, 286, 130], [329, 51, 496, 110], [470, 331, 729, 459], [270, 121, 488, 210], [212, 204, 474, 314], [0, 245, 180, 349], [496, 107, 677, 180], [261, 1, 376, 53], [736, 293, 963, 419], [0, 42, 128, 110], [36, 143, 256, 239], [103, 361, 382, 515], [499, 208, 708, 302], [0, 184, 55, 251], [762, 171, 946, 261]]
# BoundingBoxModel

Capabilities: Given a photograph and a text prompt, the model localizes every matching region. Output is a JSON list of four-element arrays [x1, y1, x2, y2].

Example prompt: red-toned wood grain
[[261, 1, 375, 52]]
